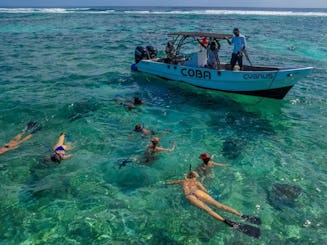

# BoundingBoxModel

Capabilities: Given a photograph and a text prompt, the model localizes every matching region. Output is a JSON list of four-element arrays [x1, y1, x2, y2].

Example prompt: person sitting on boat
[[226, 27, 247, 70], [165, 169, 261, 237], [195, 153, 228, 178], [50, 133, 72, 163], [207, 40, 221, 69], [165, 41, 176, 63]]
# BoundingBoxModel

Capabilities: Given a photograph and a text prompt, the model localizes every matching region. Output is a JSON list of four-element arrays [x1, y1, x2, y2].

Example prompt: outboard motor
[[146, 46, 157, 59], [135, 46, 148, 63]]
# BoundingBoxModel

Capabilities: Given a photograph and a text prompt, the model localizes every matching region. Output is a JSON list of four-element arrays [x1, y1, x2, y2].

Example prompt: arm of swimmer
[[165, 180, 183, 185], [156, 143, 176, 152], [197, 182, 208, 193], [63, 154, 73, 159], [213, 161, 229, 167]]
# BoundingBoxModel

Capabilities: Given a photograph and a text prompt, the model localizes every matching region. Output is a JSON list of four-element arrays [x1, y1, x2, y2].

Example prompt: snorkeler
[[126, 136, 176, 166], [195, 153, 228, 177], [133, 124, 155, 136], [115, 96, 143, 111], [0, 121, 41, 156], [166, 169, 261, 238], [50, 133, 73, 163], [146, 136, 175, 154]]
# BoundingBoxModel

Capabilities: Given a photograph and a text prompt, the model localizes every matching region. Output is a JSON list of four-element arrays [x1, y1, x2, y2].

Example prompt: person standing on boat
[[207, 40, 221, 69], [226, 28, 247, 70]]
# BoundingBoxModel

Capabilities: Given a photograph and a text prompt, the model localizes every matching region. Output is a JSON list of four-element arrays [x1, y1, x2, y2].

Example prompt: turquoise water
[[0, 7, 326, 244]]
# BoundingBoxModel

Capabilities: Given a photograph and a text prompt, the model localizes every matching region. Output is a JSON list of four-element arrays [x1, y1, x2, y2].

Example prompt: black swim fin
[[23, 121, 42, 134], [224, 219, 261, 238], [118, 158, 132, 169], [241, 214, 262, 225], [23, 121, 37, 132]]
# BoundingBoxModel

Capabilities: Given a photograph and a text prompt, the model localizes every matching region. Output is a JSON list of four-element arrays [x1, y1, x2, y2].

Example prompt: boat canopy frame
[[167, 32, 232, 55]]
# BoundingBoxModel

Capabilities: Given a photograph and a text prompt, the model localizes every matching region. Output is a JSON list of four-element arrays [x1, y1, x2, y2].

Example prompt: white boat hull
[[134, 60, 312, 99]]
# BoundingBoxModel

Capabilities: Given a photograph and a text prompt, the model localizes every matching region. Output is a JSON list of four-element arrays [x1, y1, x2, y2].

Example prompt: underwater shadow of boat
[[267, 183, 302, 211]]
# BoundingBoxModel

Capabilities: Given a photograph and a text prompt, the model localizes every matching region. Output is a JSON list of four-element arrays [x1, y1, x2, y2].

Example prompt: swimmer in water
[[165, 168, 261, 238], [0, 121, 41, 156], [195, 153, 228, 178], [50, 133, 73, 163]]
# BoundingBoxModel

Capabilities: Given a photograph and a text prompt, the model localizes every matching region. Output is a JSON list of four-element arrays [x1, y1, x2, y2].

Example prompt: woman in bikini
[[50, 133, 73, 163], [165, 170, 261, 238]]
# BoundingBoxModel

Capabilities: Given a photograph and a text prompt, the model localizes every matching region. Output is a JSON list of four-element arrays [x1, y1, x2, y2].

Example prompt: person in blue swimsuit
[[50, 133, 72, 163]]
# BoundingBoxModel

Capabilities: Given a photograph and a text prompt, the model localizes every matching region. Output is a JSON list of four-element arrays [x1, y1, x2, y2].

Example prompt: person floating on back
[[50, 133, 73, 163], [225, 27, 247, 70], [0, 121, 41, 156], [165, 169, 261, 238]]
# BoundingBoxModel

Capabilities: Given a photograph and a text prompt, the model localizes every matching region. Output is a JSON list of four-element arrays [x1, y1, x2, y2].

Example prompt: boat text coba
[[180, 67, 275, 80]]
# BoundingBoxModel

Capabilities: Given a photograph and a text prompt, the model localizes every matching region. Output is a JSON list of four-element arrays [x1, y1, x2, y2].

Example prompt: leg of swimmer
[[186, 195, 225, 222], [62, 142, 72, 150], [195, 190, 241, 216], [11, 133, 24, 142], [17, 134, 32, 145], [53, 133, 65, 150]]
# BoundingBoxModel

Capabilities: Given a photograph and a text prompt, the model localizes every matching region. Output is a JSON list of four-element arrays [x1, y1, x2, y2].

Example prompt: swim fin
[[118, 158, 132, 169], [241, 214, 262, 225], [23, 121, 37, 132], [224, 219, 260, 238], [24, 121, 42, 134]]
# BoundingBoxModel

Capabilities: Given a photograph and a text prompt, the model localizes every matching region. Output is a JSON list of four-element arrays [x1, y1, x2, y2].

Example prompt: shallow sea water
[[0, 7, 326, 244]]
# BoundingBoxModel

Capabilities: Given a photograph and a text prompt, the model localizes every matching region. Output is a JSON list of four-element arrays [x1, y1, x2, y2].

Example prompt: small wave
[[0, 7, 115, 14], [0, 8, 326, 16], [125, 9, 327, 17]]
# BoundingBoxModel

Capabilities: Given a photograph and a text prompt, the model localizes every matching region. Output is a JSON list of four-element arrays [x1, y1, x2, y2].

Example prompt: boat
[[131, 32, 313, 99]]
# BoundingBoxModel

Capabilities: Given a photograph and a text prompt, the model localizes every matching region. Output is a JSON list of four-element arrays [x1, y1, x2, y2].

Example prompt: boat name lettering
[[181, 68, 211, 80], [243, 73, 274, 80]]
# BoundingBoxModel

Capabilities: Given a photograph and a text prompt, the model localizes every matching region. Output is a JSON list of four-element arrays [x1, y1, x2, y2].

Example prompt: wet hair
[[133, 97, 143, 105], [200, 153, 211, 164], [151, 137, 159, 144], [134, 124, 143, 132], [50, 152, 62, 163], [186, 170, 199, 179]]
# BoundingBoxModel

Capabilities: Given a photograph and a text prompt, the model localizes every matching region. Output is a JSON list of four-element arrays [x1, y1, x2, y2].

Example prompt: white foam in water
[[127, 9, 327, 17], [0, 8, 326, 16]]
